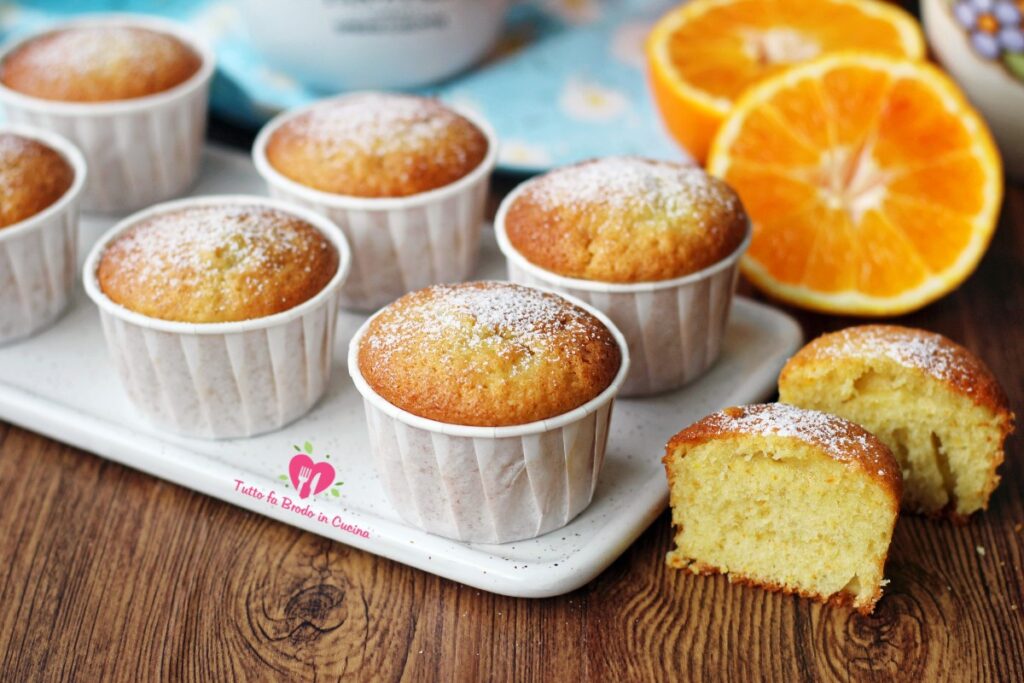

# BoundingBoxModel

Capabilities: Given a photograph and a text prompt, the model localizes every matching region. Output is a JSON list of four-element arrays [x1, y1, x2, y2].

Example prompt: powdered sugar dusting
[[523, 156, 740, 222], [289, 93, 473, 158], [4, 26, 198, 92], [102, 205, 331, 309], [0, 134, 38, 207], [365, 282, 617, 377], [704, 403, 893, 475], [0, 133, 35, 159], [818, 326, 966, 389]]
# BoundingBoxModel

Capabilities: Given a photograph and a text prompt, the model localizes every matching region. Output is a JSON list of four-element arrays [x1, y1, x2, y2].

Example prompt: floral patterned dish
[[925, 0, 1024, 178]]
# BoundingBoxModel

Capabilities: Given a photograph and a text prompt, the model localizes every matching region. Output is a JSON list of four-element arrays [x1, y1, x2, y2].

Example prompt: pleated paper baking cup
[[495, 182, 751, 397], [347, 288, 630, 544], [0, 125, 86, 344], [0, 14, 215, 215], [82, 196, 352, 439], [252, 95, 498, 312]]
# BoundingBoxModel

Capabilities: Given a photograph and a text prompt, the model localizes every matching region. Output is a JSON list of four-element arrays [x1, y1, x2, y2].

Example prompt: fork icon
[[298, 466, 313, 499]]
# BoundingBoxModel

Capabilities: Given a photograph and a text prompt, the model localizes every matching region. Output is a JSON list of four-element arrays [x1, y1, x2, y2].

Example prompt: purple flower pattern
[[953, 0, 1024, 58]]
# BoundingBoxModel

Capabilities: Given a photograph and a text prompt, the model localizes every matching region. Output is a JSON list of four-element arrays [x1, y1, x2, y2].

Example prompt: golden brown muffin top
[[0, 133, 74, 228], [504, 157, 748, 283], [265, 93, 489, 198], [98, 205, 339, 323], [358, 282, 622, 427], [1, 26, 202, 102], [781, 325, 1013, 421], [666, 403, 903, 498]]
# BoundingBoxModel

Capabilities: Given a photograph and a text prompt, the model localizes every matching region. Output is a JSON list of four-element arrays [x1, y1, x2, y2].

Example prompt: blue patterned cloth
[[0, 0, 687, 172]]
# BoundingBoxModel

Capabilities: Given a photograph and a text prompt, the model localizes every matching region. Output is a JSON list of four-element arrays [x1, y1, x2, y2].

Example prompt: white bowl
[[0, 124, 86, 344], [0, 14, 216, 214], [239, 0, 509, 90], [348, 282, 631, 544], [83, 195, 352, 439], [923, 0, 1024, 179]]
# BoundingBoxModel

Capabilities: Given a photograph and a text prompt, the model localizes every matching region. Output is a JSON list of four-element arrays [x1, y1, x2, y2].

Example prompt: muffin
[[349, 281, 630, 543], [496, 157, 751, 396], [664, 403, 901, 614], [97, 204, 340, 323], [778, 325, 1015, 519], [265, 92, 489, 198], [0, 126, 85, 343], [253, 92, 497, 312], [358, 281, 622, 426], [84, 196, 351, 438], [0, 16, 215, 213], [502, 157, 747, 283], [0, 132, 75, 228], [1, 26, 202, 102]]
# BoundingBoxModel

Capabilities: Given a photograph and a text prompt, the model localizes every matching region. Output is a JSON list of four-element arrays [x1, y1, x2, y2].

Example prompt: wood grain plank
[[1, 166, 1022, 683]]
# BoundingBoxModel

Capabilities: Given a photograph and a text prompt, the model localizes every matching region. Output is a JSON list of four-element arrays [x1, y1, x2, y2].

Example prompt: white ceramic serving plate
[[0, 146, 803, 598]]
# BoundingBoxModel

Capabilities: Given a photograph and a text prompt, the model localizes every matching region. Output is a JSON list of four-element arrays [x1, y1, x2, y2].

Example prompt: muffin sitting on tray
[[349, 281, 630, 543], [254, 92, 497, 312], [83, 196, 351, 439], [0, 15, 214, 213], [0, 126, 85, 343], [496, 156, 750, 396], [0, 132, 74, 227]]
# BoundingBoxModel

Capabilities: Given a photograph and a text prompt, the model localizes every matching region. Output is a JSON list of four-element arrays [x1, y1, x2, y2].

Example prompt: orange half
[[647, 0, 925, 162], [707, 52, 1003, 316]]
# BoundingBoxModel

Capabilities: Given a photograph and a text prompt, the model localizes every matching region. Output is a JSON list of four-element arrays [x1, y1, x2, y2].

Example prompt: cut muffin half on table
[[779, 325, 1014, 520], [664, 403, 901, 614]]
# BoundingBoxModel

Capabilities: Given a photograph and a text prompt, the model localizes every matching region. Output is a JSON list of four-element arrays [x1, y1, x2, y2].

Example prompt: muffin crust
[[265, 93, 489, 198], [0, 133, 74, 228], [780, 325, 1011, 414], [98, 205, 339, 323], [1, 26, 202, 102], [504, 157, 748, 283], [667, 403, 903, 497], [358, 282, 622, 426]]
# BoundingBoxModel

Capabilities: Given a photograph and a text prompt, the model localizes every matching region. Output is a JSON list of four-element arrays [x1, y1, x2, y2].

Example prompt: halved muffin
[[664, 403, 901, 614], [778, 325, 1014, 519]]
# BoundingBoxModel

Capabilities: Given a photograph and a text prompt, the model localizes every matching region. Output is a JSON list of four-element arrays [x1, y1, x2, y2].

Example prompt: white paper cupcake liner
[[494, 181, 751, 397], [0, 125, 86, 344], [252, 93, 498, 312], [82, 195, 352, 439], [348, 286, 630, 544], [0, 14, 215, 215]]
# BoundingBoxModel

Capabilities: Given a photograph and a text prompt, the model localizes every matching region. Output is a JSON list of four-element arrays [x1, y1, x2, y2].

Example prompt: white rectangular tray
[[0, 146, 803, 598]]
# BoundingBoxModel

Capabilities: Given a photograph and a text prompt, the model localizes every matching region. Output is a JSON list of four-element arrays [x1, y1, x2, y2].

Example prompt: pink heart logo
[[288, 453, 335, 500]]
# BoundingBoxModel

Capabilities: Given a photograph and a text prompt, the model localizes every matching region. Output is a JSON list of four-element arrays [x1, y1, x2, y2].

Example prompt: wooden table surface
[[2, 117, 1023, 681]]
